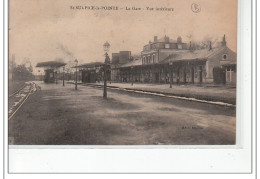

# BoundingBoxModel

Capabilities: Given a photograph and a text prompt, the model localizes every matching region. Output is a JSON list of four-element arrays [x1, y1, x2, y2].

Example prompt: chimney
[[177, 36, 182, 43], [209, 41, 212, 50], [154, 36, 158, 42], [164, 35, 169, 43], [221, 34, 226, 46]]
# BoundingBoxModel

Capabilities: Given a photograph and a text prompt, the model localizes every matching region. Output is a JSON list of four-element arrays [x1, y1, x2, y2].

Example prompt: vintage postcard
[[8, 0, 237, 146]]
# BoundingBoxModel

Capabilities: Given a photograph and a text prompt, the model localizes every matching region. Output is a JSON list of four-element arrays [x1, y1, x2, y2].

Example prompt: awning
[[74, 62, 104, 68], [36, 61, 66, 68]]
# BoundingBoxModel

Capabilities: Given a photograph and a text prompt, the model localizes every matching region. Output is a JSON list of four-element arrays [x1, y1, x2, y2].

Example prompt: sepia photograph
[[8, 0, 237, 145]]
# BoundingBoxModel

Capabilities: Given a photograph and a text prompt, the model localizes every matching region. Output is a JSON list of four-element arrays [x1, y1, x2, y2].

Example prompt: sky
[[9, 0, 237, 71]]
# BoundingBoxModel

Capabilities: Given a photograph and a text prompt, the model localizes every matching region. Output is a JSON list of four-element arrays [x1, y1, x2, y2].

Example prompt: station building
[[36, 61, 66, 83], [75, 35, 236, 85], [111, 35, 237, 85], [76, 62, 105, 83], [110, 51, 132, 82]]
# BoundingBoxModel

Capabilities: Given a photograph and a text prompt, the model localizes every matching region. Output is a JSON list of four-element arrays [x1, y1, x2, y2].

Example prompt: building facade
[[111, 51, 132, 82], [77, 62, 104, 83], [111, 35, 236, 85], [141, 36, 188, 65], [77, 35, 236, 86], [36, 61, 66, 83]]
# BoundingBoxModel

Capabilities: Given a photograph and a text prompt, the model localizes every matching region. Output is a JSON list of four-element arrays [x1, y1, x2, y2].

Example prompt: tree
[[187, 35, 220, 50], [14, 64, 34, 81]]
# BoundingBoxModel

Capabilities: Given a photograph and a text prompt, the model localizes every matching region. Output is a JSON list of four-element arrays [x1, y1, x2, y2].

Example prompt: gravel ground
[[8, 81, 236, 145]]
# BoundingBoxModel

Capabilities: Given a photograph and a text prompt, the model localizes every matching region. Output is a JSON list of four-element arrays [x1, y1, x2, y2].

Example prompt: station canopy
[[75, 62, 104, 69], [36, 61, 66, 68]]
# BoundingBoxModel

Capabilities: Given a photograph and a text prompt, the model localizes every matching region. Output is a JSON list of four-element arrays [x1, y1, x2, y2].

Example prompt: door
[[155, 73, 159, 83], [213, 67, 226, 84]]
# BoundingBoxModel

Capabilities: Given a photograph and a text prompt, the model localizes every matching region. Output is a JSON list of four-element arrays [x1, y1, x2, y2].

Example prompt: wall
[[119, 51, 131, 64], [112, 53, 119, 64], [141, 51, 158, 64], [225, 65, 236, 85]]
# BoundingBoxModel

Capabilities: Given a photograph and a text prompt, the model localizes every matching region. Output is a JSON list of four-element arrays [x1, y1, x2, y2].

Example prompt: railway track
[[8, 84, 27, 98], [8, 82, 37, 120]]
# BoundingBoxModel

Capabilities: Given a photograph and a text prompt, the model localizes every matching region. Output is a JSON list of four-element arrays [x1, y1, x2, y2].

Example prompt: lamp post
[[131, 65, 133, 86], [74, 59, 78, 90], [103, 41, 110, 99], [169, 62, 173, 88], [63, 66, 65, 86]]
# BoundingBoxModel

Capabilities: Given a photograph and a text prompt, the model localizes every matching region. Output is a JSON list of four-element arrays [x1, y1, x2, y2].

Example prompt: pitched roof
[[161, 46, 236, 64], [76, 62, 104, 68], [222, 61, 237, 66], [36, 61, 66, 68], [118, 46, 237, 68], [119, 59, 142, 68]]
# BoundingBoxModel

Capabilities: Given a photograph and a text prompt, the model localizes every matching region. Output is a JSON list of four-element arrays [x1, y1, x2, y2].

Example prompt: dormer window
[[165, 44, 170, 49], [223, 54, 228, 60]]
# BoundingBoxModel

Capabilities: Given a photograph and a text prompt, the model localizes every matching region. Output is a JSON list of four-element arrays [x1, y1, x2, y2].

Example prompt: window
[[223, 54, 228, 60], [152, 54, 155, 63], [165, 44, 170, 49], [177, 44, 182, 49]]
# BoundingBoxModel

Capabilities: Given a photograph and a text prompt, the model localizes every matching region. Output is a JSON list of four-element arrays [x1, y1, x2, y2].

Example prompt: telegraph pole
[[169, 62, 173, 88], [103, 53, 109, 99], [12, 54, 15, 83], [75, 59, 78, 90], [103, 41, 110, 99], [63, 66, 65, 86]]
